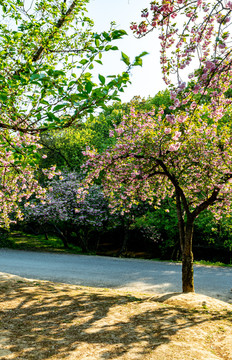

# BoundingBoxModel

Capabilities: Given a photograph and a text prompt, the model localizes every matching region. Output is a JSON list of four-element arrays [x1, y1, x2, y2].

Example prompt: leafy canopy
[[0, 0, 147, 226]]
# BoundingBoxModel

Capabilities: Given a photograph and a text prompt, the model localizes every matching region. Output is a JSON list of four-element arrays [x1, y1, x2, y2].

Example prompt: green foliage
[[195, 211, 232, 252], [0, 230, 82, 254], [133, 200, 179, 258], [39, 112, 118, 170], [0, 0, 140, 138]]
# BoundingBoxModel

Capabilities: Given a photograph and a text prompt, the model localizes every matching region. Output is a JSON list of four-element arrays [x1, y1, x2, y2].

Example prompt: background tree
[[24, 171, 109, 252]]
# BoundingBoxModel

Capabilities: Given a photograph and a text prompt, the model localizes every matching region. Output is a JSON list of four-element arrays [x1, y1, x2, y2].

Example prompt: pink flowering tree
[[109, 0, 232, 291], [81, 101, 232, 292], [0, 0, 146, 227], [0, 133, 48, 228], [24, 171, 109, 251]]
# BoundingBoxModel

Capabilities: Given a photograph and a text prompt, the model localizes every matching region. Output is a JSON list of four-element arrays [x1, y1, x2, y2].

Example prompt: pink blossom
[[166, 114, 176, 124], [173, 131, 181, 141], [164, 128, 172, 134], [226, 1, 232, 10], [168, 142, 181, 151]]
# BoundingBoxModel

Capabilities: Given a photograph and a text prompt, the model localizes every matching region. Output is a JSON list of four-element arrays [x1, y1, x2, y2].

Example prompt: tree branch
[[32, 0, 78, 62], [156, 158, 191, 217], [192, 188, 220, 218]]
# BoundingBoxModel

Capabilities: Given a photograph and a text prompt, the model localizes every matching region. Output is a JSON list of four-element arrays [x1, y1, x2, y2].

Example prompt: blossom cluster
[[24, 171, 109, 229], [0, 131, 47, 227], [81, 104, 232, 220], [131, 0, 232, 106]]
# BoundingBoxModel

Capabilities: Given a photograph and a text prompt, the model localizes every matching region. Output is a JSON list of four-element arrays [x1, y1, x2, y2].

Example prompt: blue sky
[[86, 0, 165, 102]]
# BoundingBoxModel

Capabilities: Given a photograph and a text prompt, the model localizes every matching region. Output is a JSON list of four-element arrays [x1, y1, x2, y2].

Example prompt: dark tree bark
[[176, 190, 194, 292], [79, 227, 89, 253], [53, 224, 69, 248], [176, 191, 185, 253], [182, 218, 194, 293], [117, 216, 129, 256]]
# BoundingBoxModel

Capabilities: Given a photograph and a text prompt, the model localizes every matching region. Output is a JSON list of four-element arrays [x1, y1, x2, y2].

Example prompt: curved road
[[0, 249, 231, 303]]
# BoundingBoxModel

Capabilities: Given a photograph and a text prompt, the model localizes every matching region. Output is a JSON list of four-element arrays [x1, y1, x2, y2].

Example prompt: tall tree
[[81, 100, 232, 292], [115, 0, 232, 290], [0, 0, 145, 226]]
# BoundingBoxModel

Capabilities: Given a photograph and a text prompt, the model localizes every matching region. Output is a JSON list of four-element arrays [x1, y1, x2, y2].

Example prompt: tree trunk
[[175, 191, 194, 293], [117, 216, 129, 256], [182, 219, 194, 293], [176, 191, 185, 253], [53, 224, 69, 249], [79, 227, 89, 253]]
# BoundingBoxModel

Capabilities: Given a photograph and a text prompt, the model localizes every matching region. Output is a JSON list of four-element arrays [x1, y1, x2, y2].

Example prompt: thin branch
[[32, 0, 78, 62], [156, 158, 191, 216]]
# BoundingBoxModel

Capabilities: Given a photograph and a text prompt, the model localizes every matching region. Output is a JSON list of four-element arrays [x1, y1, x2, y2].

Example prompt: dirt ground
[[0, 272, 232, 360]]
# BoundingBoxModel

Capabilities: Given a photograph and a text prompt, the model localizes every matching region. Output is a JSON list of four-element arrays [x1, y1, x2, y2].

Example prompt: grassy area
[[151, 257, 232, 268], [193, 259, 232, 267], [0, 230, 83, 254]]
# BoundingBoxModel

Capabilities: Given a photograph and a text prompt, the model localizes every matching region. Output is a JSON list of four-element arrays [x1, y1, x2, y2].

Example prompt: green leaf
[[121, 52, 130, 66], [134, 57, 143, 66], [79, 59, 88, 65], [105, 45, 112, 51], [111, 96, 121, 101], [138, 51, 149, 57], [102, 32, 111, 41], [40, 99, 50, 105], [84, 72, 92, 80], [30, 74, 40, 81], [95, 60, 103, 65], [95, 38, 100, 47], [85, 81, 93, 93], [0, 93, 7, 101], [46, 112, 60, 122], [53, 70, 66, 77], [53, 103, 68, 111], [98, 74, 105, 84], [112, 30, 127, 39]]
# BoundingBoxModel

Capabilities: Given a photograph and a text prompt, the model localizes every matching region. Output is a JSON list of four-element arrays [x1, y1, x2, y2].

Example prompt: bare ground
[[0, 272, 231, 360]]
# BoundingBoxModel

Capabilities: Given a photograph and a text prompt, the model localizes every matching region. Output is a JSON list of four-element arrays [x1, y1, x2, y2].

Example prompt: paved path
[[0, 249, 231, 302]]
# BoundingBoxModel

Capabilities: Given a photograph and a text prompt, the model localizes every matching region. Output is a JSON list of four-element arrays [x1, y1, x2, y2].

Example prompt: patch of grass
[[0, 230, 83, 255], [193, 260, 232, 268], [151, 257, 232, 268]]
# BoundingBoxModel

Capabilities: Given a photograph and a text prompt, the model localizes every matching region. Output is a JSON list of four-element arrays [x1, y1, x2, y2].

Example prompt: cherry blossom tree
[[112, 0, 232, 291], [81, 99, 232, 292], [0, 0, 146, 226]]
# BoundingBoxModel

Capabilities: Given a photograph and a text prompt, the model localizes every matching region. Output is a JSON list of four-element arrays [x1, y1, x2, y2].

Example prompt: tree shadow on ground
[[0, 279, 231, 360]]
